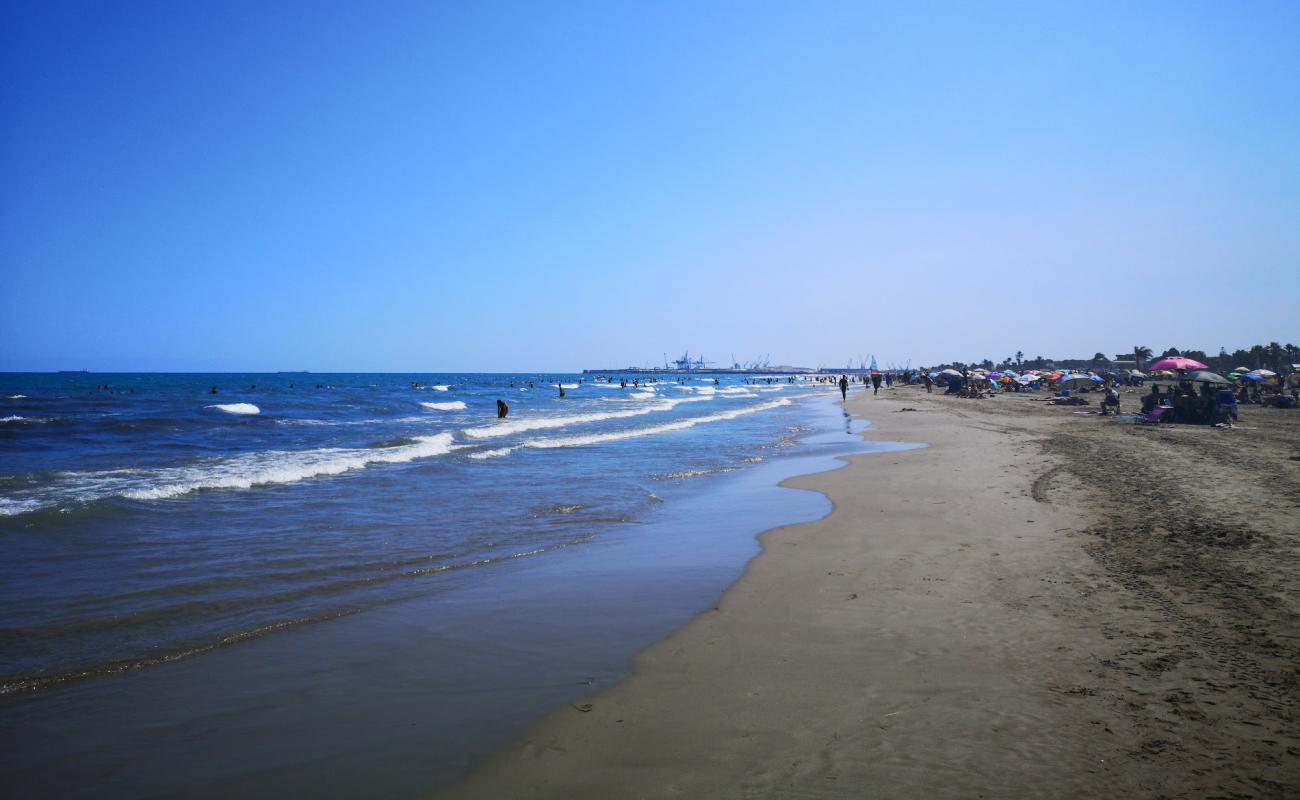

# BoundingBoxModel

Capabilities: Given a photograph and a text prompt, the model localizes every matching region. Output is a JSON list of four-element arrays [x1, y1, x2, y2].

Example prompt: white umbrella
[[1250, 369, 1276, 377]]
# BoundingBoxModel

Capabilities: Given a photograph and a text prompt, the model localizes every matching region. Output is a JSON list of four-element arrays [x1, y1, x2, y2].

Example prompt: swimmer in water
[[497, 399, 509, 418], [559, 384, 566, 398], [209, 386, 218, 395]]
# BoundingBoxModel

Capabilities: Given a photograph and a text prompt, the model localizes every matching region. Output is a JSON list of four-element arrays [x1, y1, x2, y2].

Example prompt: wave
[[430, 385, 449, 391], [467, 447, 513, 460], [715, 387, 752, 395], [522, 398, 791, 449], [420, 401, 466, 411], [460, 397, 708, 440], [628, 391, 655, 399], [0, 433, 457, 514], [1, 415, 50, 424], [6, 395, 27, 400], [208, 403, 260, 415]]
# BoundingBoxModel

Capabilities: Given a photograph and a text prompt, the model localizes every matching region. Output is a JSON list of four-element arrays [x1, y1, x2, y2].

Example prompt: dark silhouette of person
[[871, 373, 882, 395], [559, 384, 566, 398], [497, 399, 509, 418], [839, 374, 848, 401], [209, 386, 218, 395]]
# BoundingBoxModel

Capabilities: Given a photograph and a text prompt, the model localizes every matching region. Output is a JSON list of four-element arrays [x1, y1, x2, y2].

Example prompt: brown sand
[[436, 387, 1300, 799]]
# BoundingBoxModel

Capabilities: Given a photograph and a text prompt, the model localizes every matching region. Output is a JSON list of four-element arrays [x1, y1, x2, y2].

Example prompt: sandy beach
[[437, 386, 1300, 799]]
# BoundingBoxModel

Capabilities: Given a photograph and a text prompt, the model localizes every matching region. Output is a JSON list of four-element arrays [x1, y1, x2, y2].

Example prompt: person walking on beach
[[496, 399, 509, 418], [839, 374, 848, 401], [923, 373, 933, 393], [871, 373, 882, 395]]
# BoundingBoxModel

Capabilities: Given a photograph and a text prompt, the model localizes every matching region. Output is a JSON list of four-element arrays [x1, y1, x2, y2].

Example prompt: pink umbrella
[[1147, 356, 1208, 371]]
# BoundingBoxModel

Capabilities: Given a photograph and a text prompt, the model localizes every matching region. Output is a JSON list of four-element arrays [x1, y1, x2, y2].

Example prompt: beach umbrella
[[1058, 374, 1094, 389], [1089, 375, 1105, 382], [1015, 375, 1039, 384], [1251, 369, 1276, 377], [1233, 366, 1253, 372], [1240, 373, 1265, 382], [1186, 370, 1231, 384], [1148, 356, 1208, 371], [1129, 370, 1146, 377], [940, 369, 962, 377]]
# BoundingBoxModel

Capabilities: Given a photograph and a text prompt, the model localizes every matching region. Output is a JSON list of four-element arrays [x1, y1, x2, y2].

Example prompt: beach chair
[[1143, 406, 1172, 424]]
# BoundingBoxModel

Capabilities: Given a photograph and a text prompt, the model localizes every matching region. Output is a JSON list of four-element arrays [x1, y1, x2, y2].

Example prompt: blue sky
[[3, 0, 1297, 371]]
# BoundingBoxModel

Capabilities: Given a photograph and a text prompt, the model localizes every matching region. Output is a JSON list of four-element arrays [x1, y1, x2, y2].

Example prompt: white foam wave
[[628, 391, 655, 399], [420, 401, 467, 411], [522, 398, 791, 449], [208, 403, 260, 415], [557, 383, 579, 389], [715, 387, 754, 395], [461, 397, 708, 440], [430, 385, 449, 391], [0, 434, 457, 513], [7, 395, 27, 399], [758, 387, 784, 392], [1, 415, 49, 424], [468, 447, 514, 460]]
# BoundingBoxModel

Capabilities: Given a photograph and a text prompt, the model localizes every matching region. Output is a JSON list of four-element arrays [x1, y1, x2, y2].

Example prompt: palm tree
[[1015, 351, 1024, 366], [1133, 345, 1152, 371], [1250, 344, 1266, 369], [1267, 342, 1283, 372]]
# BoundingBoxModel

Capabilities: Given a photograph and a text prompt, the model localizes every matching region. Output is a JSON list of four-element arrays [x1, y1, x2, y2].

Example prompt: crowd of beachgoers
[[842, 357, 1300, 427]]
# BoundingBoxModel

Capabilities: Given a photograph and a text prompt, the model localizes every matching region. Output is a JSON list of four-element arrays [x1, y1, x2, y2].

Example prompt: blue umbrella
[[1241, 373, 1265, 382]]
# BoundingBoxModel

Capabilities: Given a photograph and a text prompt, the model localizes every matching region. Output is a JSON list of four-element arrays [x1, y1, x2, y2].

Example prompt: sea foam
[[420, 401, 467, 411]]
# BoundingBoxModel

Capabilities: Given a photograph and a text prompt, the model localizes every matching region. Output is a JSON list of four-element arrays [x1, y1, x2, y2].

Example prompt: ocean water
[[0, 371, 897, 797], [0, 372, 836, 695]]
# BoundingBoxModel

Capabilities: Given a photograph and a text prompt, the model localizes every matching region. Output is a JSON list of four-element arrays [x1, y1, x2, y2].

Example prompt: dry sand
[[436, 387, 1300, 799]]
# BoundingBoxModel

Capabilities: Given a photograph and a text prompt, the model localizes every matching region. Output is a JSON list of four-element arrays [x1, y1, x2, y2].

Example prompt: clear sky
[[2, 0, 1297, 372]]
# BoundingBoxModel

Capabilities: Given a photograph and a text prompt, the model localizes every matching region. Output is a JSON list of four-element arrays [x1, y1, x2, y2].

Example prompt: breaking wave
[[208, 403, 260, 415], [460, 397, 708, 440], [420, 401, 467, 411], [0, 433, 456, 514], [521, 398, 791, 449]]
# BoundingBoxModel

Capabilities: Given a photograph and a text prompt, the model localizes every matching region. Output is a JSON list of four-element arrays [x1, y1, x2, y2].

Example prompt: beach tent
[[1148, 356, 1208, 371]]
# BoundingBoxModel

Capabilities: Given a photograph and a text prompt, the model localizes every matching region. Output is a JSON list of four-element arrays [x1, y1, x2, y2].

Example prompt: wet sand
[[437, 386, 1300, 799]]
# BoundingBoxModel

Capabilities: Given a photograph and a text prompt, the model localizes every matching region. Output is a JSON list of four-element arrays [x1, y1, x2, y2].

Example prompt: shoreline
[[0, 391, 879, 798], [436, 387, 1300, 798]]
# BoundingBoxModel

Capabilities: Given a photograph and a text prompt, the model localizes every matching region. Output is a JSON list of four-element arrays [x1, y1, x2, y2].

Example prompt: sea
[[0, 372, 905, 798]]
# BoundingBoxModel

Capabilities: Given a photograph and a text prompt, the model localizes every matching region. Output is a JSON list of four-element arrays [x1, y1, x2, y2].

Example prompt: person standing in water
[[558, 384, 566, 398], [839, 374, 848, 401], [496, 399, 509, 418]]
